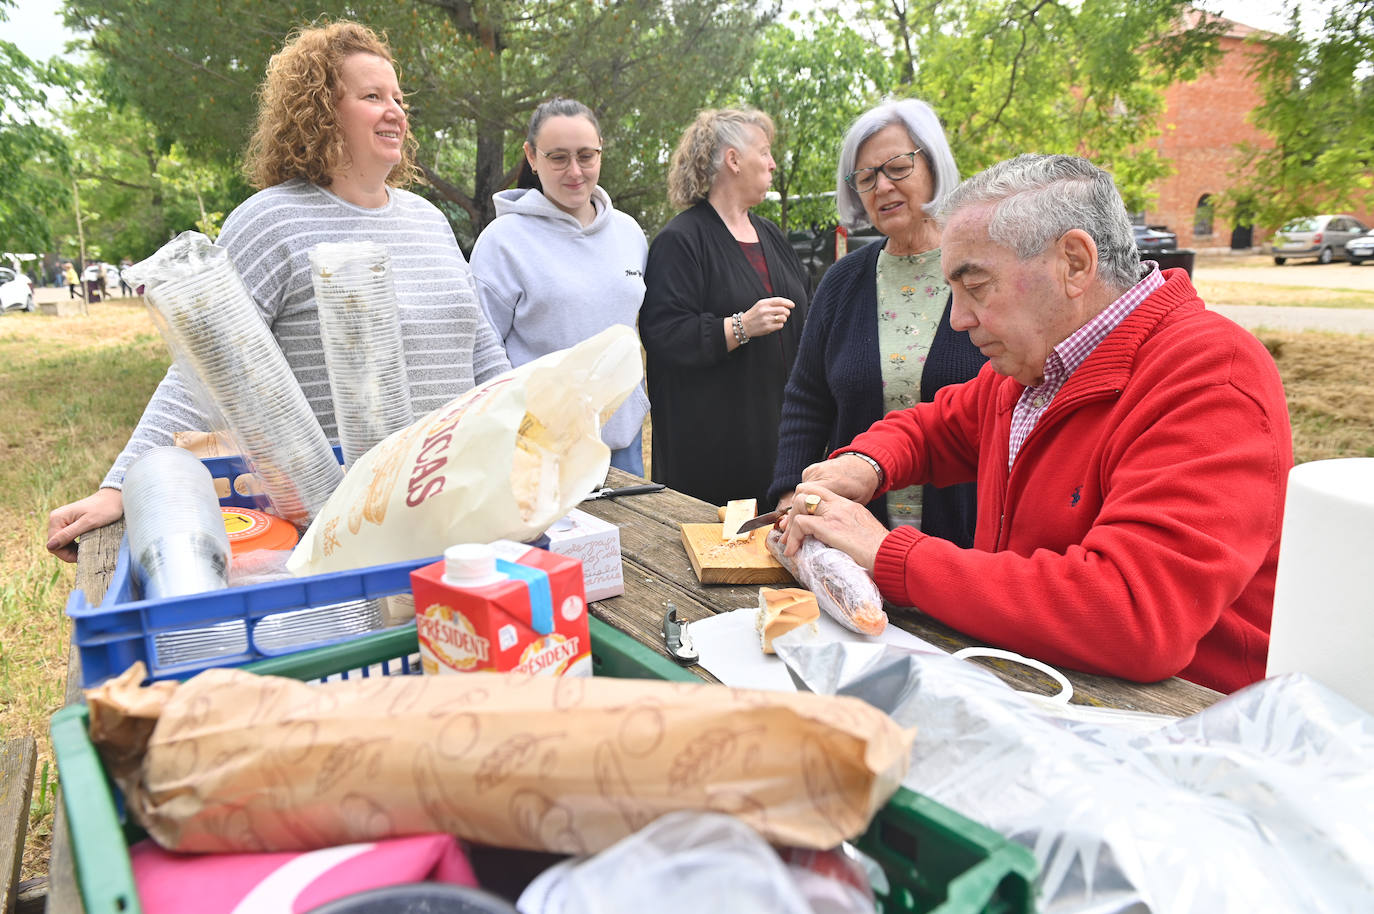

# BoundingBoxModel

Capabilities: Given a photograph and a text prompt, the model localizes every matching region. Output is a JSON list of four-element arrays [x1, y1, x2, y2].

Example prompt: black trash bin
[[85, 279, 103, 302], [1153, 249, 1195, 276]]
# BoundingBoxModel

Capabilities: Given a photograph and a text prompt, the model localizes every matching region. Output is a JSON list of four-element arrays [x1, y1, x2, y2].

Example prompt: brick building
[[1142, 14, 1274, 250], [1142, 12, 1373, 251]]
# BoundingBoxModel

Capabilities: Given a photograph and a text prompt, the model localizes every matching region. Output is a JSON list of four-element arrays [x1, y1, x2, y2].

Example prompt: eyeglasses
[[844, 150, 923, 194], [537, 147, 602, 171]]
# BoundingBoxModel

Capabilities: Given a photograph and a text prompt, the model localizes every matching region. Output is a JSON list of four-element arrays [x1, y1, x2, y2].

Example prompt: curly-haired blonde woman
[[46, 21, 510, 561], [638, 108, 810, 507]]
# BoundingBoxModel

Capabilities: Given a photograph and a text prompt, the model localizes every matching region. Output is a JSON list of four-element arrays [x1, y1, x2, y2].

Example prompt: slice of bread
[[756, 586, 820, 654]]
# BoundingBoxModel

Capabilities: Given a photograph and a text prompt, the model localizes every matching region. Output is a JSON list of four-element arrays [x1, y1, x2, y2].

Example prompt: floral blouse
[[875, 246, 950, 530]]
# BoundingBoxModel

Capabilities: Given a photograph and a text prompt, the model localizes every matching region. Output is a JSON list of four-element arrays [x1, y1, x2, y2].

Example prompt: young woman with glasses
[[767, 98, 986, 547], [468, 97, 650, 475], [638, 108, 811, 507]]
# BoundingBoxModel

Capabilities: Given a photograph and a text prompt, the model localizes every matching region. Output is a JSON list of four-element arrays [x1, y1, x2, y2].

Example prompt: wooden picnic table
[[46, 468, 1221, 912]]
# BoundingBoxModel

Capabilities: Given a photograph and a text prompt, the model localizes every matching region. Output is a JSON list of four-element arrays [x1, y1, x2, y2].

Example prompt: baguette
[[765, 529, 887, 636]]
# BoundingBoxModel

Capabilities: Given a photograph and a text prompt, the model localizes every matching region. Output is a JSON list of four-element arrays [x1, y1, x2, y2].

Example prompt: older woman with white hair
[[639, 108, 811, 507], [768, 98, 986, 546]]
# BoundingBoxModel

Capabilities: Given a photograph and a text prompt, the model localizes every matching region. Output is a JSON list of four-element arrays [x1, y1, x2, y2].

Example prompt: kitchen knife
[[583, 483, 666, 500], [734, 506, 791, 535]]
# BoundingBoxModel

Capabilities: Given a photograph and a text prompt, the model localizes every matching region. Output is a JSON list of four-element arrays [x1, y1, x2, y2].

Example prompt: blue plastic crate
[[66, 541, 434, 688], [70, 448, 422, 687]]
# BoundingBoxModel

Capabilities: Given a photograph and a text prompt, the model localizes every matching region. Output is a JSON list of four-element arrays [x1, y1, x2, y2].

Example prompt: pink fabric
[[130, 833, 478, 914]]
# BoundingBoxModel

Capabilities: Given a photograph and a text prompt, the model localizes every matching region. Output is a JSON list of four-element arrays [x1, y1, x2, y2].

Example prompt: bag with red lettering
[[287, 326, 643, 576]]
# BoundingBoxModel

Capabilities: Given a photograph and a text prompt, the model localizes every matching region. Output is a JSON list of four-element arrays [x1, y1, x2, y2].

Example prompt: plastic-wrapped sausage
[[766, 529, 887, 636]]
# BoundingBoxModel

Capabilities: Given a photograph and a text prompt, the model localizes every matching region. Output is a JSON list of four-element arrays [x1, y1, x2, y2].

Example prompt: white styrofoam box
[[544, 509, 624, 602]]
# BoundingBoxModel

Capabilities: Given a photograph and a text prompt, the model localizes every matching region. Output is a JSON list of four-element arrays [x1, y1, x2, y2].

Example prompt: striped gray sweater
[[102, 178, 512, 489]]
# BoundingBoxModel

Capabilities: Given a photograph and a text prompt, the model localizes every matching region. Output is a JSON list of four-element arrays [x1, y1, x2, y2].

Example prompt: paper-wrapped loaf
[[88, 663, 914, 854]]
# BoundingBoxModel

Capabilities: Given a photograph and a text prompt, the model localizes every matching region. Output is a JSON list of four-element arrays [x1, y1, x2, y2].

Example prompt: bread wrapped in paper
[[87, 662, 913, 855], [766, 530, 887, 636]]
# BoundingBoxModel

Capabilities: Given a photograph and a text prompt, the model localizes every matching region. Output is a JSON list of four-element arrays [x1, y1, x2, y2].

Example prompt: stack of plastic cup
[[124, 447, 232, 600], [129, 232, 344, 528], [124, 447, 249, 666], [309, 242, 414, 468]]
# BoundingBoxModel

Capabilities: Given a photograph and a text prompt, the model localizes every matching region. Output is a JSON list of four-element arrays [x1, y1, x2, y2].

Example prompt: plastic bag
[[289, 326, 642, 576], [766, 529, 887, 635], [776, 639, 1374, 914], [515, 812, 873, 914]]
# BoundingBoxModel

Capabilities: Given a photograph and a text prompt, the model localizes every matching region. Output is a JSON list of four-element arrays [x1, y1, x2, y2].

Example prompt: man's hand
[[798, 453, 881, 504], [46, 488, 124, 563], [778, 485, 889, 572]]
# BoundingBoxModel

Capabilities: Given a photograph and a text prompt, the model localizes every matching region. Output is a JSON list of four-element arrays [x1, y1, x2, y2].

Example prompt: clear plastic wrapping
[[125, 231, 343, 528], [765, 529, 887, 635], [307, 242, 414, 468], [774, 639, 1374, 913]]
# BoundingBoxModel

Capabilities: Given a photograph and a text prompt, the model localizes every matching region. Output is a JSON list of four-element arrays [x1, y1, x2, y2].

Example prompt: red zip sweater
[[840, 269, 1292, 693]]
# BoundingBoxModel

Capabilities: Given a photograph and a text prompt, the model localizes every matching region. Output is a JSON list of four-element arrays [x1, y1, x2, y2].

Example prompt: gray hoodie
[[471, 186, 649, 450]]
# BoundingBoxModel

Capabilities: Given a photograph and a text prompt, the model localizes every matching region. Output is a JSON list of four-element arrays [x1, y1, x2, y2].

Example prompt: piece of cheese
[[756, 587, 820, 654], [721, 498, 758, 542]]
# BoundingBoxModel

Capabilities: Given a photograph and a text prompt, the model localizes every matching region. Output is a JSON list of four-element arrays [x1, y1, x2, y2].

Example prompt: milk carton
[[410, 540, 590, 677]]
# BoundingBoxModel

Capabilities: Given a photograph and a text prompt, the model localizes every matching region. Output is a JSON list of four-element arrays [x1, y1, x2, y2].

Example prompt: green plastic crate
[[51, 618, 1036, 914]]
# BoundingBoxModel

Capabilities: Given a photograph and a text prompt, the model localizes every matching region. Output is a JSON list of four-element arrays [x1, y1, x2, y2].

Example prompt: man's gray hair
[[835, 98, 960, 230], [938, 154, 1141, 291]]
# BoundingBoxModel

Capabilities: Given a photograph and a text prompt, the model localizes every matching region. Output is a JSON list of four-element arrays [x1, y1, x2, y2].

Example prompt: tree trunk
[[72, 180, 89, 315], [472, 130, 506, 232]]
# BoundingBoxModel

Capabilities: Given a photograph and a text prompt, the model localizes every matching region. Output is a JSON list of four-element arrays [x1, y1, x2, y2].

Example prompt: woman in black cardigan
[[768, 99, 986, 547], [640, 109, 810, 507]]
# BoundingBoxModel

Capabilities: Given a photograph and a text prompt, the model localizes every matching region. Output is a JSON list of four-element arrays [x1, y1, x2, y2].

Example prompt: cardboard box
[[410, 541, 591, 678], [543, 509, 624, 602]]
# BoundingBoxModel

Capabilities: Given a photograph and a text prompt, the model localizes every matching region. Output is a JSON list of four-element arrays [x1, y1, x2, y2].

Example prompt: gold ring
[[804, 494, 821, 515]]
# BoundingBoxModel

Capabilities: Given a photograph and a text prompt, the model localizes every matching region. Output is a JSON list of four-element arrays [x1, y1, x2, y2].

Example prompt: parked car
[[1133, 224, 1178, 254], [0, 266, 35, 313], [82, 262, 122, 287], [1270, 214, 1369, 265], [79, 262, 122, 301], [1344, 230, 1374, 265]]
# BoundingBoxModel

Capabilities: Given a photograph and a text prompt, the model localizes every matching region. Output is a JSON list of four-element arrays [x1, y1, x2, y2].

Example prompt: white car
[[1345, 230, 1374, 266], [0, 266, 35, 313], [82, 262, 121, 287]]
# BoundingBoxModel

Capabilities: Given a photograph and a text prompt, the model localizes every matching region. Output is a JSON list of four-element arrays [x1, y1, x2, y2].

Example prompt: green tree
[[857, 0, 1223, 207], [65, 0, 775, 238], [0, 3, 72, 252], [738, 14, 894, 233], [43, 90, 248, 262], [1226, 0, 1374, 229]]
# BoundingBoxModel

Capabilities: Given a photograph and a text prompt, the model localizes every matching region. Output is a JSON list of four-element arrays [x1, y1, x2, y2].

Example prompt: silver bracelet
[[843, 451, 884, 486], [732, 311, 749, 345]]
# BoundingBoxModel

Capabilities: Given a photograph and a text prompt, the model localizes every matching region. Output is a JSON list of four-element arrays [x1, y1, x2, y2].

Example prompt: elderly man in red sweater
[[780, 154, 1292, 693]]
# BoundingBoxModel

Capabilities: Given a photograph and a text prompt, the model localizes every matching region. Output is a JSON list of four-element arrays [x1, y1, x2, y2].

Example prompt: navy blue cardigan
[[767, 238, 986, 547]]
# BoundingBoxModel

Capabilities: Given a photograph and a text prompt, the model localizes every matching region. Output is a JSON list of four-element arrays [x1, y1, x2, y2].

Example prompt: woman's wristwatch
[[842, 451, 884, 487], [732, 311, 750, 345]]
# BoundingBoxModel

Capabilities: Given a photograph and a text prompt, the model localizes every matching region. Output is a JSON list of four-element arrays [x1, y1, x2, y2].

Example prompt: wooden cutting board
[[680, 523, 795, 585]]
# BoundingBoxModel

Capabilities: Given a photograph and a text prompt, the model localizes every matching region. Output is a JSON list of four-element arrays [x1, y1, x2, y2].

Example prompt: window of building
[[1194, 194, 1215, 238]]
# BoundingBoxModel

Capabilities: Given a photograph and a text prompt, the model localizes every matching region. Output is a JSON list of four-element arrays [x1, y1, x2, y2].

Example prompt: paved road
[[1191, 255, 1374, 332], [1209, 304, 1374, 334], [33, 285, 139, 305], [1193, 259, 1374, 293]]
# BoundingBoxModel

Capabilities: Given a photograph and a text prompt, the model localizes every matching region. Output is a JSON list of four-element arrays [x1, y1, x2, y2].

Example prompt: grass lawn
[[1, 280, 1372, 883]]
